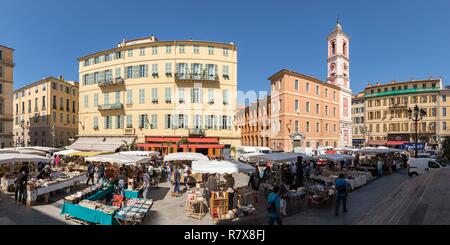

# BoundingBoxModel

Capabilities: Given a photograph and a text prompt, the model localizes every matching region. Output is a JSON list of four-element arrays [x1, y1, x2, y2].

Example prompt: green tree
[[442, 136, 450, 159], [122, 138, 137, 151]]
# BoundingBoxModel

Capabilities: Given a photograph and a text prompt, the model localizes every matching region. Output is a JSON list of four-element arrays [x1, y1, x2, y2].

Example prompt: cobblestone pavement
[[5, 168, 445, 225], [357, 168, 450, 225]]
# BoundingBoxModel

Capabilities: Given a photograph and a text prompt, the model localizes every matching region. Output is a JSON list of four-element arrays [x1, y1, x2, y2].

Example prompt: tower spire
[[336, 14, 342, 31]]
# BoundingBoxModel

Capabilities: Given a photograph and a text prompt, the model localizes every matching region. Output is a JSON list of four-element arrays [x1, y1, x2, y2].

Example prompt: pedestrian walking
[[15, 171, 27, 205], [267, 185, 282, 225], [97, 163, 105, 184], [142, 170, 151, 199], [86, 162, 95, 186], [173, 166, 181, 195], [117, 171, 127, 196], [335, 174, 348, 216], [166, 162, 172, 183], [183, 165, 190, 191], [279, 184, 289, 217]]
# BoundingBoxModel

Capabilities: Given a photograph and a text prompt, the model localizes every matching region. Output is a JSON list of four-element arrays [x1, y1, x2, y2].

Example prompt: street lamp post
[[408, 105, 427, 158], [51, 125, 56, 148]]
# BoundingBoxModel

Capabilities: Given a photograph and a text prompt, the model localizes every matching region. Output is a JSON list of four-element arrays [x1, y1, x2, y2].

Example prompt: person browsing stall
[[267, 185, 282, 225], [97, 163, 105, 184], [335, 174, 349, 216], [86, 162, 95, 186], [142, 170, 151, 199], [14, 171, 27, 205], [117, 171, 127, 196]]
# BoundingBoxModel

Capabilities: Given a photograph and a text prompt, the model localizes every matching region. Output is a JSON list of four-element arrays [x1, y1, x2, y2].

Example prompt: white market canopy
[[53, 149, 81, 156], [85, 153, 151, 165], [68, 137, 136, 152], [355, 148, 404, 154], [164, 152, 209, 162], [0, 154, 51, 165], [17, 149, 48, 156], [118, 151, 160, 157], [192, 160, 256, 175], [315, 154, 355, 162], [255, 153, 313, 163], [0, 149, 20, 154], [22, 146, 60, 153]]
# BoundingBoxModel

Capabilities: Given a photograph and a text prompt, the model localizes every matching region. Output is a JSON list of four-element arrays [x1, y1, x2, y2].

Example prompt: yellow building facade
[[0, 45, 14, 148], [76, 37, 240, 156], [364, 79, 441, 148], [13, 77, 79, 147]]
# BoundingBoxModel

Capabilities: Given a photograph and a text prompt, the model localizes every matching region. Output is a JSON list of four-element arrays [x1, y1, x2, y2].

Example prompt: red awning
[[145, 137, 220, 143], [387, 141, 408, 145], [137, 143, 224, 149]]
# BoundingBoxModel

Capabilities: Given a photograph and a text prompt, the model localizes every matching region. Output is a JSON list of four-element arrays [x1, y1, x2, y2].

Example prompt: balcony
[[124, 128, 135, 135], [365, 87, 440, 98], [189, 128, 206, 137], [389, 103, 408, 109], [98, 103, 124, 111], [175, 73, 219, 82], [98, 77, 125, 88]]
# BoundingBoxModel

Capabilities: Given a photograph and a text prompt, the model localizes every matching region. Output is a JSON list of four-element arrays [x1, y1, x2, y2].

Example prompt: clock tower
[[327, 19, 353, 147]]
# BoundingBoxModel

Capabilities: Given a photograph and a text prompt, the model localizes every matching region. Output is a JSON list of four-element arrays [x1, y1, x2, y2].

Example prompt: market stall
[[0, 154, 51, 192], [190, 160, 257, 223], [85, 153, 153, 199], [118, 151, 160, 157], [164, 152, 209, 185]]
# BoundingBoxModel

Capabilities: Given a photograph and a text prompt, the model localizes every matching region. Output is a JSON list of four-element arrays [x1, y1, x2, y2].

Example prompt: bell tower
[[327, 19, 353, 147], [327, 19, 350, 88]]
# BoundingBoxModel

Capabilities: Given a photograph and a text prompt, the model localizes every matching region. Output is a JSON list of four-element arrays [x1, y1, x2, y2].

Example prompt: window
[[139, 89, 145, 104], [306, 83, 310, 92], [152, 64, 158, 76], [316, 104, 320, 114], [179, 88, 185, 103], [193, 45, 200, 54], [208, 46, 214, 55], [178, 45, 185, 54], [52, 112, 56, 122], [193, 115, 202, 129], [83, 95, 88, 108], [306, 102, 310, 113], [306, 122, 310, 132], [166, 45, 172, 54], [127, 49, 133, 57], [165, 88, 172, 103], [165, 115, 172, 129], [152, 46, 158, 55], [316, 85, 320, 95], [443, 108, 447, 117], [115, 91, 120, 103], [150, 114, 157, 129], [67, 114, 70, 124], [192, 88, 200, 103], [165, 63, 172, 75], [104, 116, 112, 129], [443, 95, 447, 103], [205, 115, 216, 130], [60, 113, 63, 123], [115, 68, 121, 78], [34, 98, 38, 111], [325, 123, 329, 132], [73, 115, 76, 124], [72, 101, 76, 113], [223, 65, 230, 79], [0, 67, 2, 78], [126, 90, 133, 104], [333, 107, 337, 117], [178, 114, 186, 129], [139, 47, 146, 56], [208, 89, 214, 103], [333, 91, 336, 100], [104, 53, 111, 62], [316, 122, 320, 133], [294, 100, 299, 112], [294, 121, 299, 132], [59, 97, 64, 110], [104, 93, 109, 105], [126, 115, 133, 128], [294, 80, 299, 91], [223, 90, 229, 105], [116, 116, 123, 129], [115, 51, 123, 59], [443, 122, 447, 131], [223, 48, 229, 57], [152, 88, 158, 103], [93, 117, 99, 129], [325, 106, 329, 116]]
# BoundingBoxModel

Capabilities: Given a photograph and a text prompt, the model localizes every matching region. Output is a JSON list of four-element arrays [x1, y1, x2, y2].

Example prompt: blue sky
[[2, 0, 450, 98]]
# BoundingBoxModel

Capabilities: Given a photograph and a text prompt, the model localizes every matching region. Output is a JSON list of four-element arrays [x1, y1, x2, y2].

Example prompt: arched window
[[343, 42, 347, 56], [331, 41, 336, 55]]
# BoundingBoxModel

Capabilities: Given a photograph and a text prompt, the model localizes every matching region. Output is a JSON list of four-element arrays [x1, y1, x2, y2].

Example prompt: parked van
[[407, 158, 447, 176], [236, 146, 272, 162]]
